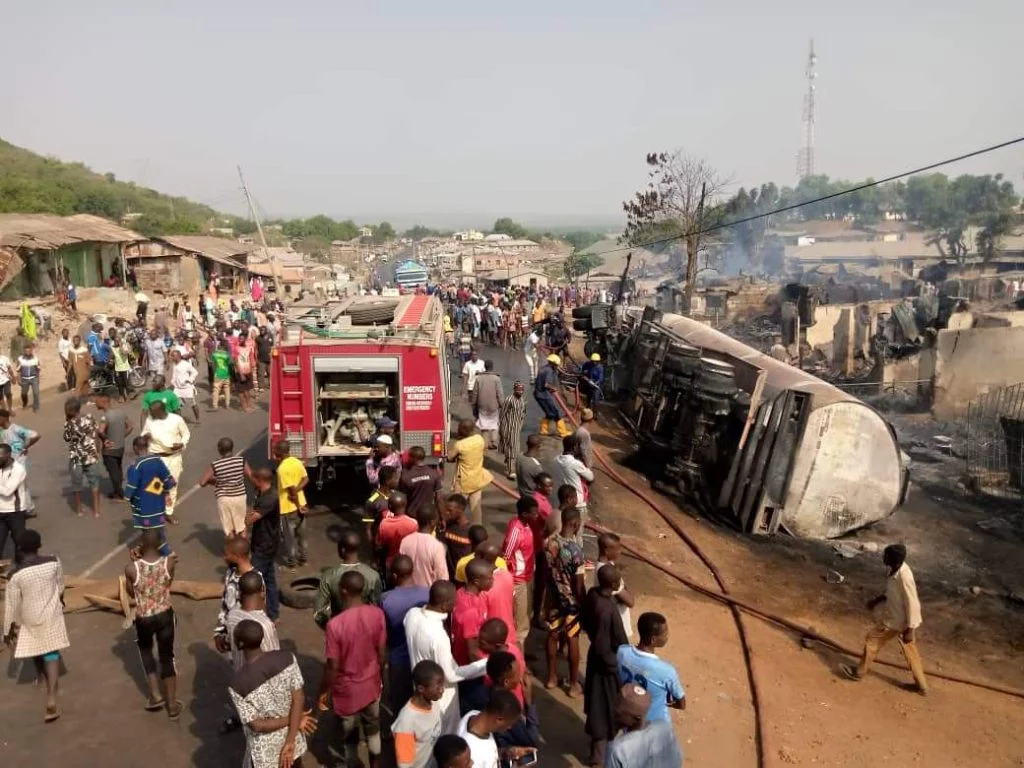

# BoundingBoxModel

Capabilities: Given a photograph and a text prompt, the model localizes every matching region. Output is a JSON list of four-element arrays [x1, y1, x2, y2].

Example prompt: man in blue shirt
[[87, 323, 112, 366], [606, 683, 683, 768], [580, 353, 605, 406], [533, 354, 570, 438], [616, 611, 685, 724], [380, 554, 430, 713], [125, 435, 175, 555]]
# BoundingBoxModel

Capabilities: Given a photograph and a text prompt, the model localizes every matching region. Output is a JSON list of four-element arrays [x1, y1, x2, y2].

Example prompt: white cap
[[376, 434, 394, 446]]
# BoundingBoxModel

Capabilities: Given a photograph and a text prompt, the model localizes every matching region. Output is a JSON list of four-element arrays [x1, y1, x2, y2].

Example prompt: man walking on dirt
[[841, 543, 928, 695]]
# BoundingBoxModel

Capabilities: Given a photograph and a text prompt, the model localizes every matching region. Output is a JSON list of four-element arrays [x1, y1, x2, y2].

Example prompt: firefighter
[[534, 354, 571, 438]]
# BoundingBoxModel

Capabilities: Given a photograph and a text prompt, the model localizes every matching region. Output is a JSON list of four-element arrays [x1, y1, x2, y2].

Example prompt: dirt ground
[[0, 286, 251, 396], [575, 401, 1024, 767]]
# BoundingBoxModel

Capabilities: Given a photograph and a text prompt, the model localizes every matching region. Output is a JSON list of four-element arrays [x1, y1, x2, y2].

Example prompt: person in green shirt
[[140, 375, 181, 428], [210, 341, 232, 410]]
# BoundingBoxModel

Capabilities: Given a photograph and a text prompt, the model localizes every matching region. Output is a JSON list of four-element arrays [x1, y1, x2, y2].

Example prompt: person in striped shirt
[[200, 437, 252, 537], [125, 436, 175, 556]]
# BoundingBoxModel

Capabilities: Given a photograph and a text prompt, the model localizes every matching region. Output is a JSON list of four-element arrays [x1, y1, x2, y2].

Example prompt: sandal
[[44, 705, 61, 723], [145, 698, 166, 712], [839, 664, 862, 681]]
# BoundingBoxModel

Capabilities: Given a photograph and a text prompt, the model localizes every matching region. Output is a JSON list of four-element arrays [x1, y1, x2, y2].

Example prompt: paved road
[[0, 344, 591, 767], [0, 386, 271, 581]]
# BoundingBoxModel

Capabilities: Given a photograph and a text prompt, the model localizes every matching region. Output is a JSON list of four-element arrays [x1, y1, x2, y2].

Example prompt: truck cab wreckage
[[591, 305, 909, 539]]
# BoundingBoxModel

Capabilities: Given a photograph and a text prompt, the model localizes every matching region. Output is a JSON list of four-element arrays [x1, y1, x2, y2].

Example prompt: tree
[[491, 217, 530, 240], [403, 224, 449, 240], [623, 151, 726, 310], [562, 230, 605, 252], [372, 221, 396, 244], [280, 215, 360, 243], [905, 173, 1018, 262], [563, 252, 603, 282]]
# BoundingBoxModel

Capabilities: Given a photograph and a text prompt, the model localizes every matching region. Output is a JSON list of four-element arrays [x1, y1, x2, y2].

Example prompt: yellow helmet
[[546, 354, 561, 365], [590, 353, 601, 362]]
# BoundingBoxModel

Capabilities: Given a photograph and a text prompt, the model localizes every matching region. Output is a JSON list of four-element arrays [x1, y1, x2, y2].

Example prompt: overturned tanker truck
[[591, 306, 909, 539]]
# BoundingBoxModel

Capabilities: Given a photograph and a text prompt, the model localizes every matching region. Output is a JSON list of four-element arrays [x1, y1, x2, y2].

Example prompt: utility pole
[[683, 182, 708, 315], [237, 165, 284, 293]]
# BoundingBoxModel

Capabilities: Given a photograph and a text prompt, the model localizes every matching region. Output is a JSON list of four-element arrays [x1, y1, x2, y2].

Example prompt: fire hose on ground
[[546, 390, 1024, 703], [496, 381, 1024, 765]]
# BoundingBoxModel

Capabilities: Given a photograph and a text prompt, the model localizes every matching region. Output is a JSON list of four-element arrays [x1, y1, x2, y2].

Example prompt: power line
[[610, 134, 1024, 257]]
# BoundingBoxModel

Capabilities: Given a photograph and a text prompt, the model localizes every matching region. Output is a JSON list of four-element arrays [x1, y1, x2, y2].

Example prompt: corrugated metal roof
[[246, 262, 304, 282], [0, 213, 143, 249], [785, 234, 938, 262], [153, 235, 255, 264]]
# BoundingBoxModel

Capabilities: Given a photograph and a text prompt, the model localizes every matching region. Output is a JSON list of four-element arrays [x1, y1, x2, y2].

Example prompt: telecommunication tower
[[797, 39, 817, 180]]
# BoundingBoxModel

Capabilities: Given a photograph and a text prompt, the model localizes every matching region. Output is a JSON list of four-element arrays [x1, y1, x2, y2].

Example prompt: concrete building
[[477, 267, 549, 289], [473, 253, 523, 272], [0, 213, 144, 299], [497, 239, 539, 253]]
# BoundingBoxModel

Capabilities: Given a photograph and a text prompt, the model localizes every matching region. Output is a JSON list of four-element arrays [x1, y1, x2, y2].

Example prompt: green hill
[[0, 138, 247, 236]]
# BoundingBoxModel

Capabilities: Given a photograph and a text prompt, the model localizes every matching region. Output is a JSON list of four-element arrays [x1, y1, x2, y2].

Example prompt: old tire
[[279, 576, 319, 611], [571, 303, 612, 319]]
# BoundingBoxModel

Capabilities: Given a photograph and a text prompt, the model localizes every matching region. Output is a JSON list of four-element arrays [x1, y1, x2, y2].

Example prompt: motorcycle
[[88, 363, 147, 398]]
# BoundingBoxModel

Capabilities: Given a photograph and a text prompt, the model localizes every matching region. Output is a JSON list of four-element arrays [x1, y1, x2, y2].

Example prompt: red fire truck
[[268, 294, 451, 486]]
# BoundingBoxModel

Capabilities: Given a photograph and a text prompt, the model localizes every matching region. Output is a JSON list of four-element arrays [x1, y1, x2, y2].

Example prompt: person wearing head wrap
[[605, 683, 683, 768], [841, 543, 928, 695]]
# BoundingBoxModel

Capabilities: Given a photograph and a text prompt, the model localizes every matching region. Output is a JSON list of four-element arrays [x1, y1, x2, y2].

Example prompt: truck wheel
[[279, 576, 319, 610]]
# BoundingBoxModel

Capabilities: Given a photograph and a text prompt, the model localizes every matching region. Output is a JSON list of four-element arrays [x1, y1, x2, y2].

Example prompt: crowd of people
[[0, 278, 929, 768]]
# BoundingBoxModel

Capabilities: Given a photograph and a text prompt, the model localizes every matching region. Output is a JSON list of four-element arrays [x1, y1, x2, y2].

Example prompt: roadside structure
[[0, 213, 145, 299], [125, 235, 255, 297]]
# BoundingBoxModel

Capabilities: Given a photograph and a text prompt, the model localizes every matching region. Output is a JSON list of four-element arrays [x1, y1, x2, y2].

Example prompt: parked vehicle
[[88, 364, 147, 397], [269, 294, 451, 487]]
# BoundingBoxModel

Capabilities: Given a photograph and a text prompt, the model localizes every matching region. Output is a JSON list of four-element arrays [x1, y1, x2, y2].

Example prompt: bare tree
[[623, 151, 726, 311]]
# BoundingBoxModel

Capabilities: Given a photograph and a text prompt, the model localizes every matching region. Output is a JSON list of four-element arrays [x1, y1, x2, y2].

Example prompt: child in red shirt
[[376, 492, 418, 569]]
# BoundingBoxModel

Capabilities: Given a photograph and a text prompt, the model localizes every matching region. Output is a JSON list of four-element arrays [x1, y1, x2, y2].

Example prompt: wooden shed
[[126, 235, 255, 297]]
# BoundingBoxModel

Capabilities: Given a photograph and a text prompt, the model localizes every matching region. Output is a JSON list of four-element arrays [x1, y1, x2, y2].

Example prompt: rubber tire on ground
[[279, 576, 319, 610]]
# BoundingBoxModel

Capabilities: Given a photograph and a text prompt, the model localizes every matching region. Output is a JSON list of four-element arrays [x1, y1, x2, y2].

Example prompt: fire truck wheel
[[279, 576, 320, 611]]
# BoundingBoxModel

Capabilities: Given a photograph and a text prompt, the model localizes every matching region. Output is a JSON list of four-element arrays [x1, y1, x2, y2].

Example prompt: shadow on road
[[110, 626, 152, 700]]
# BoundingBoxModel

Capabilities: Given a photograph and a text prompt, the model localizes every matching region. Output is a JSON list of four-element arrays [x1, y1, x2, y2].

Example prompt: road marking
[[76, 475, 207, 579]]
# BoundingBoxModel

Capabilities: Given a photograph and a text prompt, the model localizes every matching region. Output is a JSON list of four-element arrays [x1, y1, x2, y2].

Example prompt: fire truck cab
[[269, 294, 450, 486]]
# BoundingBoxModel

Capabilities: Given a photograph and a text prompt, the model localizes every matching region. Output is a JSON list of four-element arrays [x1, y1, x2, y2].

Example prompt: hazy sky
[[2, 0, 1022, 227]]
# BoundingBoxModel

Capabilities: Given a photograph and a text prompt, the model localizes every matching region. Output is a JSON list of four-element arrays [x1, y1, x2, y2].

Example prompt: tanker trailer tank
[[629, 311, 909, 540]]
